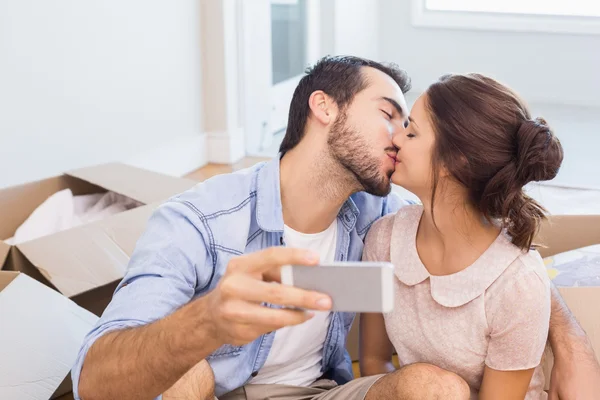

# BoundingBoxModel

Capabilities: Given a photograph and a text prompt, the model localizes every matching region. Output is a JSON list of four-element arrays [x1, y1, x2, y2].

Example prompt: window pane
[[271, 0, 308, 85], [426, 0, 600, 18]]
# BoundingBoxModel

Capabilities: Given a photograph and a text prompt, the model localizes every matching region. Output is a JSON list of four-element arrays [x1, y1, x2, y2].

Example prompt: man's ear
[[308, 90, 336, 125]]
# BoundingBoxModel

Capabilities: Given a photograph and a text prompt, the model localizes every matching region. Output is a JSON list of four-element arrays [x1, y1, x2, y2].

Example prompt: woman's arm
[[479, 366, 535, 400], [359, 215, 397, 376], [359, 313, 396, 376]]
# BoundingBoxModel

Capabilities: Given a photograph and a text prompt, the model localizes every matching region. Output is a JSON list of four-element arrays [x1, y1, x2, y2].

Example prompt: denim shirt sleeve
[[71, 200, 213, 400], [382, 191, 412, 215]]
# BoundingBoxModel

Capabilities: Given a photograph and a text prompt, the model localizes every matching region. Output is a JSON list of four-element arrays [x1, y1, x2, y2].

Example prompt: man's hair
[[279, 56, 412, 154]]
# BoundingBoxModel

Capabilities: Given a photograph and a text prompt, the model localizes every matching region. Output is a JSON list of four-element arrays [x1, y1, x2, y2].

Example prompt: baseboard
[[125, 133, 208, 177], [207, 128, 246, 164]]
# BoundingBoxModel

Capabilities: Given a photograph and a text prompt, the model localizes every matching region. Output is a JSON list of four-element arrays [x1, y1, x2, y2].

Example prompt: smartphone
[[280, 262, 394, 313]]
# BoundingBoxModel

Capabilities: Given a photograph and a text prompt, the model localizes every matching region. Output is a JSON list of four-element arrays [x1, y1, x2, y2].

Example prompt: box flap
[[16, 202, 161, 297], [66, 163, 196, 205], [0, 272, 98, 400], [538, 214, 600, 258], [0, 241, 10, 267], [0, 270, 19, 290], [0, 175, 102, 241]]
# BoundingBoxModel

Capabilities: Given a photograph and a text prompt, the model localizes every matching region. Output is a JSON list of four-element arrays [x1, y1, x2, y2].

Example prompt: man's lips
[[387, 153, 400, 163]]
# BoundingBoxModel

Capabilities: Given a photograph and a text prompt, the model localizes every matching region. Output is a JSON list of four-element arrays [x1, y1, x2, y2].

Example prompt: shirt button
[[251, 371, 259, 377]]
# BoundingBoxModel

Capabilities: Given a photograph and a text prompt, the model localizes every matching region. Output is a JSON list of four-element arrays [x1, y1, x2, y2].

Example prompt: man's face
[[328, 67, 408, 196]]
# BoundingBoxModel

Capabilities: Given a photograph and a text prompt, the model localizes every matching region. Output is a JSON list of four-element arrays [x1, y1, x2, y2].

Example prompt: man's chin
[[364, 178, 392, 197]]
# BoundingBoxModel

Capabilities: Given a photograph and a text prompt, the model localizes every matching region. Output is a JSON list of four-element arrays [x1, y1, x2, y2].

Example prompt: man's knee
[[393, 363, 470, 400]]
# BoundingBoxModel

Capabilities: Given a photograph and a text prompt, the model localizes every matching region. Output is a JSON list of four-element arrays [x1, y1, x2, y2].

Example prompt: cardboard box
[[347, 214, 600, 384], [0, 271, 98, 399], [0, 163, 196, 316]]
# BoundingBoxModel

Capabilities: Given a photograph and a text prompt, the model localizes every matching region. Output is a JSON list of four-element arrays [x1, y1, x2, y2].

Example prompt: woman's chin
[[390, 172, 405, 187]]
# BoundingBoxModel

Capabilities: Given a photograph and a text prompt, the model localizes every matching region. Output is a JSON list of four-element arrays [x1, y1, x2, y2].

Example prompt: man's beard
[[327, 111, 393, 197]]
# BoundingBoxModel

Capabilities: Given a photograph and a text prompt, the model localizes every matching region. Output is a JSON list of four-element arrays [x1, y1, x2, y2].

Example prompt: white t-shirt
[[250, 220, 338, 386]]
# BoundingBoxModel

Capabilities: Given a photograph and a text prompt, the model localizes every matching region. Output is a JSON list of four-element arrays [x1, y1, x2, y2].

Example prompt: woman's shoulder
[[485, 248, 551, 312], [363, 204, 423, 261], [367, 204, 422, 242], [492, 249, 550, 290]]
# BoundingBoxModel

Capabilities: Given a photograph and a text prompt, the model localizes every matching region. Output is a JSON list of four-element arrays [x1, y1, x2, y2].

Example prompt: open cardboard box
[[0, 271, 98, 399], [0, 163, 196, 316], [346, 214, 600, 387]]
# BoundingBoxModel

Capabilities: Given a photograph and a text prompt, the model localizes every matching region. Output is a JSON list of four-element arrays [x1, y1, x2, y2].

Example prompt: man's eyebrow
[[380, 97, 405, 116]]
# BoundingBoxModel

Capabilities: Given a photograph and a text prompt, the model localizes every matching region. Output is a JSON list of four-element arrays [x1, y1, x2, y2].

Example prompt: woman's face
[[390, 94, 438, 198]]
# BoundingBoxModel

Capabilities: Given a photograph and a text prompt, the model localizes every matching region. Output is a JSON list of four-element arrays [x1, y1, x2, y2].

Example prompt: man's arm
[[548, 285, 600, 400], [79, 295, 219, 400], [74, 201, 332, 400], [549, 285, 594, 355], [73, 201, 216, 400]]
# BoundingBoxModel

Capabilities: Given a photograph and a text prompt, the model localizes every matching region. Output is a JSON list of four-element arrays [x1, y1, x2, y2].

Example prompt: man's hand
[[548, 341, 600, 400], [202, 247, 332, 347]]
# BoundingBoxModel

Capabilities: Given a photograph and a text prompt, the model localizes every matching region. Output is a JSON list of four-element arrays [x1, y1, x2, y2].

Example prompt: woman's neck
[[417, 189, 501, 276]]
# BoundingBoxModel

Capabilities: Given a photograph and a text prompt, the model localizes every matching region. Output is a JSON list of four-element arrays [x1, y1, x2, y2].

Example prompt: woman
[[360, 73, 563, 399]]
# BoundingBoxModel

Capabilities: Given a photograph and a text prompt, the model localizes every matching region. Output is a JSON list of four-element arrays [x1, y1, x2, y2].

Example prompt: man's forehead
[[361, 67, 407, 112]]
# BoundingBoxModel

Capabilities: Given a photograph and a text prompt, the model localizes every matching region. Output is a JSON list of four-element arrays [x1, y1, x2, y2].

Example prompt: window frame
[[411, 0, 600, 35]]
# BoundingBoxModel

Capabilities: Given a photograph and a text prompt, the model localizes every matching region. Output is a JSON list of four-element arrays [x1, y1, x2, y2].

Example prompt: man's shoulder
[[171, 162, 266, 217]]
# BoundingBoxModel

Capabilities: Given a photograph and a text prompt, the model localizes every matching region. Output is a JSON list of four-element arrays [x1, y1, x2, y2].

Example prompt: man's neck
[[279, 145, 359, 234]]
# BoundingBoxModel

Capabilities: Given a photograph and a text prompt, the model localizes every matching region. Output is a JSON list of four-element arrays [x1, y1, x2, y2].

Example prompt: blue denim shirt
[[71, 157, 407, 399]]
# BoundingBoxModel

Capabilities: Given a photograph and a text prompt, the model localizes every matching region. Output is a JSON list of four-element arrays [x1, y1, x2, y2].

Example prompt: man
[[74, 56, 599, 400]]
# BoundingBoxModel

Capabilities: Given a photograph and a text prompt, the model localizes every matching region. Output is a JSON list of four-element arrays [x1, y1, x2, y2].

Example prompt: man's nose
[[392, 129, 403, 149]]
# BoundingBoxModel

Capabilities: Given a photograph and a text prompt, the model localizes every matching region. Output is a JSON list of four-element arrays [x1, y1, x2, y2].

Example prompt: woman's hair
[[425, 74, 564, 251]]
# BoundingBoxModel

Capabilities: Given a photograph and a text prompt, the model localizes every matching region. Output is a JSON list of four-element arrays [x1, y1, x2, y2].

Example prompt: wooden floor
[[185, 157, 269, 181]]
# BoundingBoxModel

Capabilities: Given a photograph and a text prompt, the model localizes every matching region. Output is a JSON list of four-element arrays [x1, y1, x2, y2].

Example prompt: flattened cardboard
[[66, 162, 197, 205], [0, 270, 18, 289], [0, 272, 98, 400]]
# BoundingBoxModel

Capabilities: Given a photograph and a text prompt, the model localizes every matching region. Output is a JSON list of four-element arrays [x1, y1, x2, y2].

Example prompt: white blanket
[[5, 189, 141, 245]]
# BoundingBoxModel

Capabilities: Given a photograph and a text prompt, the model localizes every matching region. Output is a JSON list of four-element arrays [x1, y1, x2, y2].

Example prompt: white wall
[[0, 0, 205, 189], [378, 0, 600, 108], [333, 0, 380, 60], [378, 1, 600, 189]]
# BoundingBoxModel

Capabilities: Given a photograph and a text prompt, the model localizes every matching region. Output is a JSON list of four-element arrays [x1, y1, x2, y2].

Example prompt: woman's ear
[[440, 154, 467, 179], [308, 90, 336, 125]]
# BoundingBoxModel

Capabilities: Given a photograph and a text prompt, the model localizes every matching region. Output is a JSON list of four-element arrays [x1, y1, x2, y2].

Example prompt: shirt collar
[[390, 205, 523, 308]]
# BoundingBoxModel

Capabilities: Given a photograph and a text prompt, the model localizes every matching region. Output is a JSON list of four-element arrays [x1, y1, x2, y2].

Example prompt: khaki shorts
[[219, 375, 384, 400]]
